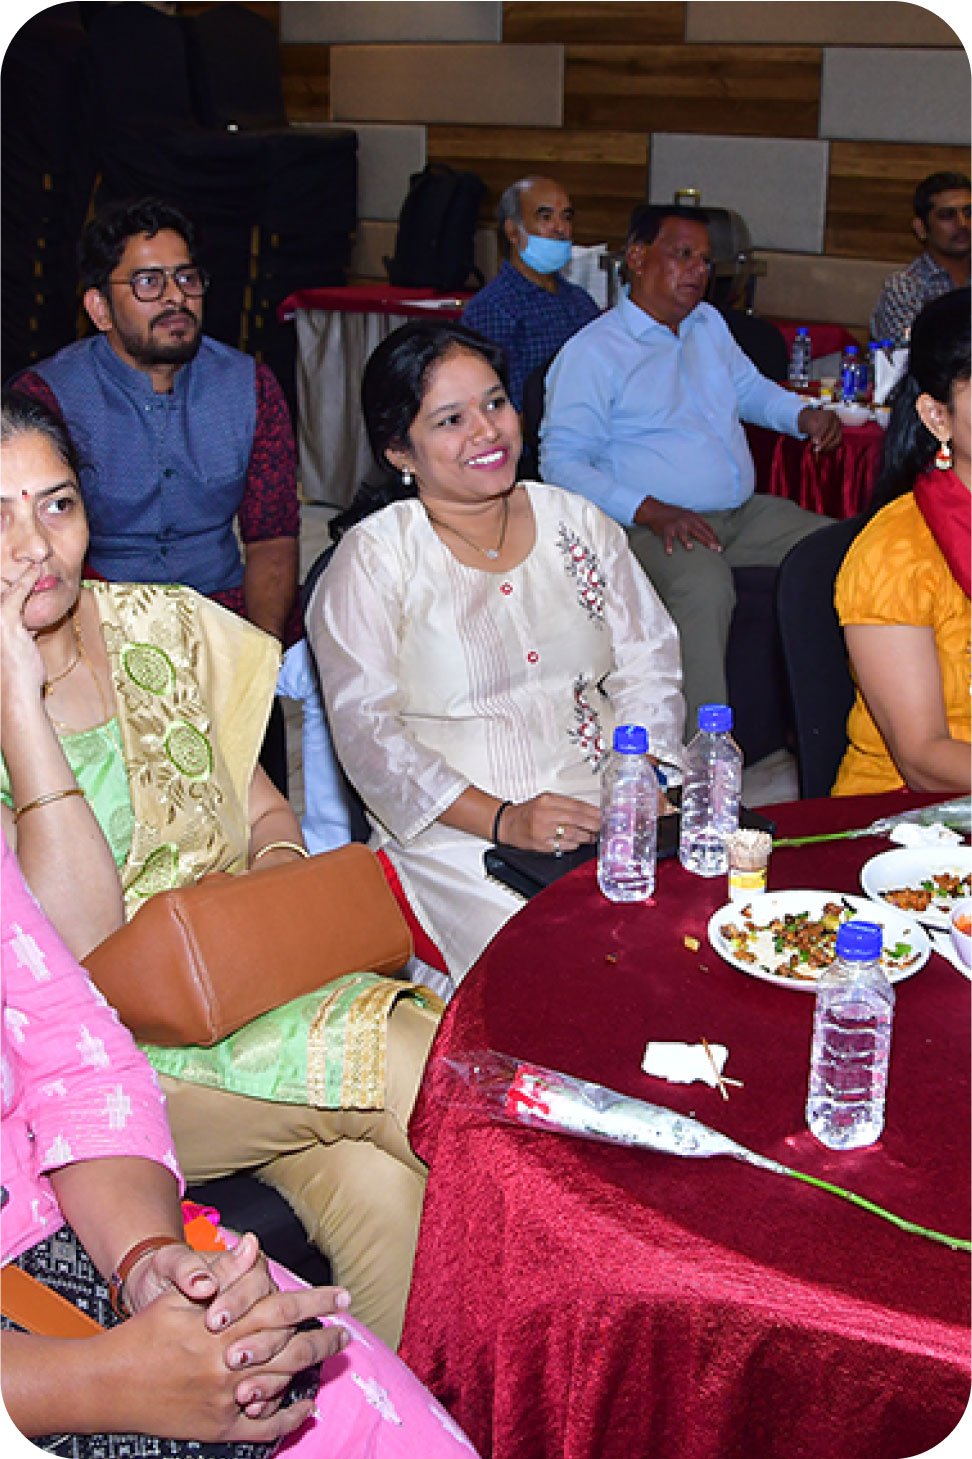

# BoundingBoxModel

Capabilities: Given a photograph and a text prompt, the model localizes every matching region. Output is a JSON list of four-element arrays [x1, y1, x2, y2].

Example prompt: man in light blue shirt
[[540, 203, 841, 735]]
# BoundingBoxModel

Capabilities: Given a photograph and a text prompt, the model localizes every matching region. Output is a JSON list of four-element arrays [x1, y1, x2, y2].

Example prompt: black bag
[[384, 163, 486, 292]]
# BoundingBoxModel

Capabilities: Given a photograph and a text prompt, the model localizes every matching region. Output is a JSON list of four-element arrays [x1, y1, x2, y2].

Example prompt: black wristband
[[491, 800, 512, 844]]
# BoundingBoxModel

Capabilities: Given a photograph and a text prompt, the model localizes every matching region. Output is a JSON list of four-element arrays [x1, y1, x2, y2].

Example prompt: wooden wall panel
[[281, 42, 331, 122], [563, 45, 821, 137], [825, 141, 972, 261], [427, 126, 648, 247], [503, 2, 684, 45]]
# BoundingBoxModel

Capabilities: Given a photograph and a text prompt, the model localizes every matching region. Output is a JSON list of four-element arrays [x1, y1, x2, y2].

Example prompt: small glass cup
[[727, 829, 773, 903]]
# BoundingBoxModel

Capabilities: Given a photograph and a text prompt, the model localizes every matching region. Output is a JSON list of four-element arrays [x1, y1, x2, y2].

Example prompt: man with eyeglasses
[[871, 172, 971, 346], [12, 198, 300, 655], [540, 203, 841, 733]]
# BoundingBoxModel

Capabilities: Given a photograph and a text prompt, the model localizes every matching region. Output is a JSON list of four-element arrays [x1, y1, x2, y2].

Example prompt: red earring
[[935, 440, 953, 471]]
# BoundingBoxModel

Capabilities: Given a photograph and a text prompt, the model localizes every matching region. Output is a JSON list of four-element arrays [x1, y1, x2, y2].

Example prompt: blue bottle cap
[[697, 703, 733, 733], [613, 724, 649, 755], [796, 326, 809, 336], [844, 344, 859, 356], [835, 920, 883, 962]]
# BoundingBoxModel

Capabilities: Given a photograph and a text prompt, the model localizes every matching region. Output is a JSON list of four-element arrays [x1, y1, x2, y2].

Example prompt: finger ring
[[553, 824, 566, 857]]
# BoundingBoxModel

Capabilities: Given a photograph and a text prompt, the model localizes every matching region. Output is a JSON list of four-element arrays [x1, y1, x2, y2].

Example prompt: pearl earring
[[401, 467, 414, 488]]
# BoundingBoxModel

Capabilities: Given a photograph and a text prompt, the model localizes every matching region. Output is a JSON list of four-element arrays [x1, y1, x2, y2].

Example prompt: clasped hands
[[117, 1230, 349, 1441]]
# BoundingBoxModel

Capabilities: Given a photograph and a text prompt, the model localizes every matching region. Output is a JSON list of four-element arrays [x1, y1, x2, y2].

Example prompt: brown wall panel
[[281, 42, 331, 122], [563, 45, 821, 136], [427, 126, 648, 247], [503, 2, 685, 45], [826, 140, 972, 260]]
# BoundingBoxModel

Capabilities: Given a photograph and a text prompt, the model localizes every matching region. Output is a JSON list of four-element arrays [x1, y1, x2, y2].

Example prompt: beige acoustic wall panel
[[280, 3, 502, 45], [649, 134, 829, 253], [821, 48, 970, 144], [293, 122, 427, 220], [331, 44, 564, 126], [685, 2, 964, 47], [755, 251, 902, 330]]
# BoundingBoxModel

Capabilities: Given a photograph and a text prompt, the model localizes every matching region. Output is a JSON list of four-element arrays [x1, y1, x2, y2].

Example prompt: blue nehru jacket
[[462, 260, 600, 410], [35, 334, 256, 595]]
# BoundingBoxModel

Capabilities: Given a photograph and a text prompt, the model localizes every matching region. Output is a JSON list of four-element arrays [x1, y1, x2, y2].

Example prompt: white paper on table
[[562, 244, 610, 309], [642, 1040, 728, 1089], [889, 822, 963, 847], [872, 347, 908, 404]]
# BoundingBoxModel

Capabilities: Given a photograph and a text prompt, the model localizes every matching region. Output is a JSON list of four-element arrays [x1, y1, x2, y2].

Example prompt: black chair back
[[518, 354, 556, 480], [718, 308, 789, 382], [182, 2, 288, 132], [776, 515, 867, 798]]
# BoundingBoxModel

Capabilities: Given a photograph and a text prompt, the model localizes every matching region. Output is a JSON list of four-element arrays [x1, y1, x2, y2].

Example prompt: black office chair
[[776, 514, 868, 798]]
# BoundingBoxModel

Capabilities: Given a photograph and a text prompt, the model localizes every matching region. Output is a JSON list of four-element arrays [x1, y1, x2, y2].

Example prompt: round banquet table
[[399, 790, 971, 1459]]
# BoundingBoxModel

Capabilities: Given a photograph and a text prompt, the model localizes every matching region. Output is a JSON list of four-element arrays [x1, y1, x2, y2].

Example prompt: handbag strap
[[1, 1262, 103, 1338]]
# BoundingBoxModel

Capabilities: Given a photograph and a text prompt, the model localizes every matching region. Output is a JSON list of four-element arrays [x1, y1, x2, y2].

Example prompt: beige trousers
[[159, 996, 438, 1349]]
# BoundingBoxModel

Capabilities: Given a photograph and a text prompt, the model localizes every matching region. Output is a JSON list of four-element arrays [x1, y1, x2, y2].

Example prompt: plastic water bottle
[[787, 326, 812, 389], [678, 704, 743, 877], [806, 921, 894, 1151], [597, 724, 658, 903], [839, 343, 862, 403]]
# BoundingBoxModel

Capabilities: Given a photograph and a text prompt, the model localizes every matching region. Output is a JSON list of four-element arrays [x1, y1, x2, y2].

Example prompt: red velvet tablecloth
[[400, 791, 971, 1459], [277, 284, 471, 322], [770, 321, 861, 360], [748, 422, 885, 519]]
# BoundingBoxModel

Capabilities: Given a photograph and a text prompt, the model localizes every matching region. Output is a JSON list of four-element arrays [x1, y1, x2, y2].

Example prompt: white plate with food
[[859, 846, 972, 929], [707, 890, 929, 990]]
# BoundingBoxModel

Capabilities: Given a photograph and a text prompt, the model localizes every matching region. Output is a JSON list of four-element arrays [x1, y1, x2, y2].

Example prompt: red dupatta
[[913, 466, 971, 599]]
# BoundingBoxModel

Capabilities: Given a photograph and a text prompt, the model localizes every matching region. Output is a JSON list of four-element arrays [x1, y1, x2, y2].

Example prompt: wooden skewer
[[700, 1038, 729, 1103]]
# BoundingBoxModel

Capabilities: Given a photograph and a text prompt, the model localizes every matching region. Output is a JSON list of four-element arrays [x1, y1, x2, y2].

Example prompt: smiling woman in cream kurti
[[309, 323, 684, 988]]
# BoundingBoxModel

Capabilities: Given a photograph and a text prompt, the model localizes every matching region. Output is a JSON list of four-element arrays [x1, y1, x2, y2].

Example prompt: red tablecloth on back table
[[749, 421, 885, 519], [400, 790, 970, 1459], [277, 286, 473, 506]]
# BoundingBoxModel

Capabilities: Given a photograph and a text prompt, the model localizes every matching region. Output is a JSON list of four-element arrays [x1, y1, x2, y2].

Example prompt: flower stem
[[772, 831, 860, 848], [779, 1164, 971, 1251]]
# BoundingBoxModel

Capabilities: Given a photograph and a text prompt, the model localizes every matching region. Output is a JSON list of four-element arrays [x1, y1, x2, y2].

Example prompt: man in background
[[13, 197, 300, 787], [541, 203, 840, 734], [462, 175, 599, 410], [14, 196, 300, 647], [871, 171, 970, 345]]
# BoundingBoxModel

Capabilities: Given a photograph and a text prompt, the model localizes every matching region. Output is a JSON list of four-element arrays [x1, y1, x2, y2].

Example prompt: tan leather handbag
[[82, 843, 413, 1047]]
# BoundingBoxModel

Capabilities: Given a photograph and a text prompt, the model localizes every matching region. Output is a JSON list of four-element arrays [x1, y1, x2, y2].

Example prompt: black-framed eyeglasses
[[107, 265, 210, 302]]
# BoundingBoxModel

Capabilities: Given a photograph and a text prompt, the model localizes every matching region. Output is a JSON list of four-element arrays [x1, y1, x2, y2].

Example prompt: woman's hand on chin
[[0, 563, 46, 705]]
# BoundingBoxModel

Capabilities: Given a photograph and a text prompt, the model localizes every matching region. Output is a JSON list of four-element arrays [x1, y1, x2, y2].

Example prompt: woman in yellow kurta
[[833, 288, 970, 796]]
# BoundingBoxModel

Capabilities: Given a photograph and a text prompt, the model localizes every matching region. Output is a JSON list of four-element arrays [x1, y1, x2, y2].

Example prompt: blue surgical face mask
[[517, 232, 573, 275]]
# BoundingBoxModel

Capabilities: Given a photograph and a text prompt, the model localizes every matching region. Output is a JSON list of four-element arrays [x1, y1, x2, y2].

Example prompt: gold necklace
[[47, 608, 112, 732], [41, 612, 81, 697], [425, 493, 510, 561]]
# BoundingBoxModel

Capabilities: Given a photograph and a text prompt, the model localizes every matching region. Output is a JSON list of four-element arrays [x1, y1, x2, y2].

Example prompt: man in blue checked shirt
[[540, 202, 842, 735], [462, 176, 600, 411]]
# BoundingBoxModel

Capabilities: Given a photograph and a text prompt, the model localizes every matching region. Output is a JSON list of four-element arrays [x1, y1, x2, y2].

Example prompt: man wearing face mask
[[462, 175, 600, 410]]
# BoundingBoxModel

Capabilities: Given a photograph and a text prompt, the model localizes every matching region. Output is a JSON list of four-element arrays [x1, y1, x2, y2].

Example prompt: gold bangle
[[12, 787, 84, 824], [252, 839, 310, 864]]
